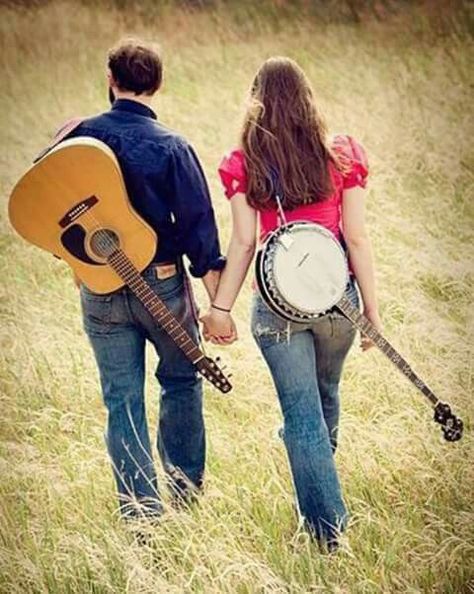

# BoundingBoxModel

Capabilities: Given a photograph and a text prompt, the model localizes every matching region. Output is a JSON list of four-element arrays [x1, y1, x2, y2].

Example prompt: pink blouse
[[218, 134, 368, 243]]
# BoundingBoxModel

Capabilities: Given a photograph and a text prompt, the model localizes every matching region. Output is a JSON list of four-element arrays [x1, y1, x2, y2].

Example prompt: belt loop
[[183, 270, 201, 339]]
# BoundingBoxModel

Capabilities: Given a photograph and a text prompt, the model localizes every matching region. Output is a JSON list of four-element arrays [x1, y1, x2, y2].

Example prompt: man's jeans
[[80, 263, 204, 518], [251, 280, 358, 544]]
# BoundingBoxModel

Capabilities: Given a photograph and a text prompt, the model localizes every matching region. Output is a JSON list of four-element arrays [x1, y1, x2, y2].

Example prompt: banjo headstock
[[434, 401, 463, 442]]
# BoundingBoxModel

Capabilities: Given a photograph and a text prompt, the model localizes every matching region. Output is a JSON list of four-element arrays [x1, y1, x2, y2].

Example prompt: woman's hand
[[200, 309, 238, 345], [361, 308, 383, 351]]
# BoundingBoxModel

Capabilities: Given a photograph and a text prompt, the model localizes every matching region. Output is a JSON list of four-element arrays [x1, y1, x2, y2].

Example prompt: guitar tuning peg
[[216, 356, 221, 362], [227, 373, 233, 379]]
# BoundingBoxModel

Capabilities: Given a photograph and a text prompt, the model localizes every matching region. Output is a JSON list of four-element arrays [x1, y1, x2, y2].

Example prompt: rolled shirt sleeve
[[167, 140, 226, 277]]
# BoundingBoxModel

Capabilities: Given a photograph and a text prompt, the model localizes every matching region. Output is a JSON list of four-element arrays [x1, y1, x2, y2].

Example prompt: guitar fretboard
[[107, 249, 204, 365], [337, 295, 439, 407]]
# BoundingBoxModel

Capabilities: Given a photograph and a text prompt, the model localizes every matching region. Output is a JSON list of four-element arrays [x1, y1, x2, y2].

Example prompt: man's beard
[[108, 87, 116, 105]]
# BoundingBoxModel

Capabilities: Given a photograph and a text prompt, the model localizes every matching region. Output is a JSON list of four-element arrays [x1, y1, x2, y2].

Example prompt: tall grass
[[0, 1, 473, 592]]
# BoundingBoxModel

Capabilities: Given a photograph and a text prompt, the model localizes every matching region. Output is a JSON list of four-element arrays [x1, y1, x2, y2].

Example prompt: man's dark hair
[[108, 39, 162, 96]]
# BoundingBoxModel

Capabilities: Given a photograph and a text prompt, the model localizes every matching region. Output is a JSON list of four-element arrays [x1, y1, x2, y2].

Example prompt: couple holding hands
[[72, 38, 380, 551]]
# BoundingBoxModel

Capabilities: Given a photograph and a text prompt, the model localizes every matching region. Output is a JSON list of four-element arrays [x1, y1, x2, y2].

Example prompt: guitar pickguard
[[60, 224, 103, 265]]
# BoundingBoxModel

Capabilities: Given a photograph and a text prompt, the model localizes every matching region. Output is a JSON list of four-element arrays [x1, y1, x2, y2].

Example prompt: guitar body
[[9, 137, 157, 294]]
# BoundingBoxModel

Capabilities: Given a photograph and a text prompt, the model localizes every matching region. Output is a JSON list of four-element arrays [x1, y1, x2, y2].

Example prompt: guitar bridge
[[59, 196, 98, 228]]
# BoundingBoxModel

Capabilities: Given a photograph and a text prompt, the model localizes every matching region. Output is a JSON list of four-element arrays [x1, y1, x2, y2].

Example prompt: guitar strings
[[79, 216, 206, 357], [43, 156, 225, 386], [78, 211, 224, 380]]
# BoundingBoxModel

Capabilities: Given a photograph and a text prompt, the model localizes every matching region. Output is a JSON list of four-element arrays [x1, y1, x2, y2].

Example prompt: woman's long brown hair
[[241, 57, 335, 210]]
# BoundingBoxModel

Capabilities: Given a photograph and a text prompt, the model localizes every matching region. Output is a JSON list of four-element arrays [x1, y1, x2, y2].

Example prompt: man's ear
[[107, 70, 117, 105]]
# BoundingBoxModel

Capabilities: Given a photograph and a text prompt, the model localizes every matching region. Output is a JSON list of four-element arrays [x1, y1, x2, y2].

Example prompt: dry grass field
[[0, 1, 473, 592]]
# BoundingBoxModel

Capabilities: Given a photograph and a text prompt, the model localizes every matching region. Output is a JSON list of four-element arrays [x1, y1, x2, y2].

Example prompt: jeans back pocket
[[80, 286, 113, 332]]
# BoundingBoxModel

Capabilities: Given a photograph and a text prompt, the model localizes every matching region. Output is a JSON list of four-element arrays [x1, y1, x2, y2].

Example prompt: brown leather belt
[[154, 260, 181, 280]]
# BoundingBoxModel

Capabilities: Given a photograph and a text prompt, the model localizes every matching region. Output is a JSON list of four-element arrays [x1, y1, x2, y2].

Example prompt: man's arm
[[166, 140, 226, 295], [201, 269, 221, 301]]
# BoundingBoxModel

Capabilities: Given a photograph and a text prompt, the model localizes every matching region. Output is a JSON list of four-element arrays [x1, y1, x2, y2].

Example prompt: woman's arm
[[342, 186, 382, 350], [200, 193, 257, 344]]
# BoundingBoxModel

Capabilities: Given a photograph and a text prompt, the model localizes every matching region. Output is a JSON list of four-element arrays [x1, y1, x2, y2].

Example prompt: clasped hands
[[199, 304, 383, 349], [200, 308, 238, 345]]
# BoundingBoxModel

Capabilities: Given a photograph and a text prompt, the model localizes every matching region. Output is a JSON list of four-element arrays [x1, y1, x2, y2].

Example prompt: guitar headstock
[[196, 356, 232, 394], [434, 401, 463, 442]]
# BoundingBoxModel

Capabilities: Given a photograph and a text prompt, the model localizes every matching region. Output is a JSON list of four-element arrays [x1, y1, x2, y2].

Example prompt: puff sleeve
[[333, 135, 369, 190], [218, 149, 248, 199]]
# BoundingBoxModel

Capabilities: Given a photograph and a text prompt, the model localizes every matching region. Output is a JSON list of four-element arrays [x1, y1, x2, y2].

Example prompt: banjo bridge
[[297, 252, 310, 267]]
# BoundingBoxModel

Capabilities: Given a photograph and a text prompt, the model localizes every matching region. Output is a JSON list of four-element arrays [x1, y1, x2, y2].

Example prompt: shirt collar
[[111, 98, 157, 120]]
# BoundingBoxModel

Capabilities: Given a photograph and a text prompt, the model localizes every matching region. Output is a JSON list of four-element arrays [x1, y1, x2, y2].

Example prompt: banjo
[[255, 219, 464, 442]]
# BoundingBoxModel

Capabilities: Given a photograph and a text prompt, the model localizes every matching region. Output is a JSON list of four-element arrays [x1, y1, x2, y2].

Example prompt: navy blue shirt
[[69, 99, 225, 277]]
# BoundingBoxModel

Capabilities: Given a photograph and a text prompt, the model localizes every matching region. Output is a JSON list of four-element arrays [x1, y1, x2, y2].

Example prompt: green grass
[[1, 1, 473, 592]]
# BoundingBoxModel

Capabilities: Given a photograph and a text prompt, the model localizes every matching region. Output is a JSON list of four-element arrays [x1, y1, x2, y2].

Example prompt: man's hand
[[361, 308, 383, 351], [200, 308, 238, 345]]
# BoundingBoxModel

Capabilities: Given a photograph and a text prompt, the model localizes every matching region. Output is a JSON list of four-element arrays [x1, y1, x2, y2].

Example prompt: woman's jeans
[[251, 280, 359, 543], [80, 263, 204, 519]]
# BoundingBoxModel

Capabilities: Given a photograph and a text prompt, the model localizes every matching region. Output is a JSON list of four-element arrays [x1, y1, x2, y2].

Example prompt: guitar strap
[[33, 117, 86, 163]]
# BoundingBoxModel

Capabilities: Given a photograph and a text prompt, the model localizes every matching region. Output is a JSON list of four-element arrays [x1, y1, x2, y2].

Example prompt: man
[[65, 39, 233, 518]]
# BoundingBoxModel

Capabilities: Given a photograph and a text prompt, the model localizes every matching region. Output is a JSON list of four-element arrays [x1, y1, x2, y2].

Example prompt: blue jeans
[[251, 280, 359, 544], [80, 263, 204, 518]]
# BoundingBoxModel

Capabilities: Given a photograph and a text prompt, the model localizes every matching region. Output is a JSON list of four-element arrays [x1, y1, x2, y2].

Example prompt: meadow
[[0, 1, 473, 592]]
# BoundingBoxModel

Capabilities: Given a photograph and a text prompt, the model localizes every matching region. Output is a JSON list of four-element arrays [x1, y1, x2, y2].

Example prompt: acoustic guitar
[[9, 137, 232, 394]]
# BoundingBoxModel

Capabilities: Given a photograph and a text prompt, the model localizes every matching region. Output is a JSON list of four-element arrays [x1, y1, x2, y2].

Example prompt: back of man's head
[[108, 39, 162, 96]]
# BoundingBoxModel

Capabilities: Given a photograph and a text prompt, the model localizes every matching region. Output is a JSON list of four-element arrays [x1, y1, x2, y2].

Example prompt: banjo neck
[[107, 248, 204, 365], [336, 295, 439, 407]]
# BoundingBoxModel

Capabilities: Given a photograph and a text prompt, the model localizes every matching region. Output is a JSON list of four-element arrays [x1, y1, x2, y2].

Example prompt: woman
[[201, 57, 382, 550]]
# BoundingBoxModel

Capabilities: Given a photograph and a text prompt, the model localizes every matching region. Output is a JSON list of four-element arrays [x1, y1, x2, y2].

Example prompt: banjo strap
[[269, 168, 288, 226], [269, 167, 352, 265], [269, 167, 349, 249]]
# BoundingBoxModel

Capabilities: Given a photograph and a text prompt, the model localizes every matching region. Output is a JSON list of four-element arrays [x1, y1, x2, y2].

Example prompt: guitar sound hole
[[89, 229, 120, 259]]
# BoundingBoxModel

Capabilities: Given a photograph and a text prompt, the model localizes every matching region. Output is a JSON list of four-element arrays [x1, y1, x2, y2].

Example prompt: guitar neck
[[108, 249, 204, 365], [336, 295, 439, 407]]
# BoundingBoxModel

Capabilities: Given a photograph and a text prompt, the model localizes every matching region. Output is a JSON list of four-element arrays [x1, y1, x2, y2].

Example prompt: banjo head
[[257, 222, 349, 322]]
